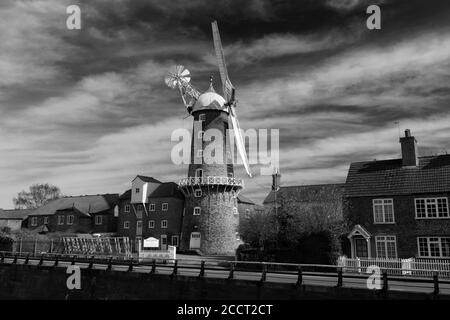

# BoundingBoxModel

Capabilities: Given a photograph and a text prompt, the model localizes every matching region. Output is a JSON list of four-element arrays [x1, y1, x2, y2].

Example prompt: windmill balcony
[[178, 176, 244, 188]]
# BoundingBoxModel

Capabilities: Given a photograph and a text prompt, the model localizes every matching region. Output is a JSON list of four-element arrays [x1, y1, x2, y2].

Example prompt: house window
[[375, 236, 397, 258], [418, 237, 450, 258], [135, 188, 140, 194], [415, 198, 449, 219], [199, 114, 206, 121], [67, 215, 74, 225], [58, 215, 65, 225], [124, 221, 130, 229], [373, 199, 395, 224], [162, 203, 168, 211], [233, 207, 239, 215], [43, 217, 49, 225], [172, 235, 179, 247], [194, 207, 201, 215], [31, 217, 38, 226], [124, 205, 130, 213], [150, 203, 155, 211], [137, 204, 143, 212], [148, 220, 155, 228], [95, 215, 102, 225], [195, 189, 202, 197], [161, 220, 168, 228]]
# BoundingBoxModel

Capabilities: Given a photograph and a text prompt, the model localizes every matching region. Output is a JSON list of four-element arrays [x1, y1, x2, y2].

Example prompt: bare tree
[[13, 183, 62, 209]]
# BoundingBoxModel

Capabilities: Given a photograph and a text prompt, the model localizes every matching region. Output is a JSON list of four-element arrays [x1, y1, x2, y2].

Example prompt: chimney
[[272, 168, 281, 191], [399, 129, 419, 167]]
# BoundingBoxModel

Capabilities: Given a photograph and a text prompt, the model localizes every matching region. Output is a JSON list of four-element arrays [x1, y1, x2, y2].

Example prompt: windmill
[[164, 21, 252, 177]]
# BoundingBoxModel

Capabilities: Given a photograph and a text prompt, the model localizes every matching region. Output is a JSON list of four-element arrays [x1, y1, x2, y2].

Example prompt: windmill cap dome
[[192, 81, 228, 113]]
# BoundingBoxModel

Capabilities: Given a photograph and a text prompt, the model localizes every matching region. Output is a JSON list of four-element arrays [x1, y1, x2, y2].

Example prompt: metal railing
[[1, 250, 449, 296], [178, 176, 244, 188]]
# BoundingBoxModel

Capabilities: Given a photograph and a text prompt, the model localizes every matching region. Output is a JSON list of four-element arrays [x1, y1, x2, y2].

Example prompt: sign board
[[143, 237, 159, 248]]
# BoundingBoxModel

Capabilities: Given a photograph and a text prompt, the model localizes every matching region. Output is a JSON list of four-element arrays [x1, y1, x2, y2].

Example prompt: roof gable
[[148, 182, 184, 199], [132, 175, 162, 184]]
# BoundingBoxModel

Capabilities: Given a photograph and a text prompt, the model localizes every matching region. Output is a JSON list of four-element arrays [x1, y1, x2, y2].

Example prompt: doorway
[[189, 232, 201, 249]]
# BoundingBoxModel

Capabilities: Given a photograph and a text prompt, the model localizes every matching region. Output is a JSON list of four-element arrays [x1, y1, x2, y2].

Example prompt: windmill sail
[[212, 21, 235, 103], [229, 106, 252, 177]]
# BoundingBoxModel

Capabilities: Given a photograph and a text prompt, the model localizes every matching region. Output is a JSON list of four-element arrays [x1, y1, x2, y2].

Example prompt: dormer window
[[195, 189, 202, 197]]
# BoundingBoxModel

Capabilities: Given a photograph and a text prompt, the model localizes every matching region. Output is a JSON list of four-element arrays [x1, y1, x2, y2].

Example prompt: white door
[[190, 232, 201, 249]]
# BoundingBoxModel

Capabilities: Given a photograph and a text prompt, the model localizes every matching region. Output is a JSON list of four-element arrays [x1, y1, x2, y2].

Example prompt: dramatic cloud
[[0, 0, 449, 207]]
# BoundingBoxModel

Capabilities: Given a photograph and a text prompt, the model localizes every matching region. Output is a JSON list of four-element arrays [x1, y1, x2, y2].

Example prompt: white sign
[[144, 237, 160, 248]]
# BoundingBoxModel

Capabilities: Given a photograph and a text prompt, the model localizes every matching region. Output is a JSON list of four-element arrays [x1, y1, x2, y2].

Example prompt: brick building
[[0, 209, 31, 231], [26, 194, 119, 234], [344, 129, 450, 259], [116, 176, 184, 250]]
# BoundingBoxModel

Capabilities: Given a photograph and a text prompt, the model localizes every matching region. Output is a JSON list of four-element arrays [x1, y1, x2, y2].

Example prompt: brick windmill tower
[[164, 21, 251, 255]]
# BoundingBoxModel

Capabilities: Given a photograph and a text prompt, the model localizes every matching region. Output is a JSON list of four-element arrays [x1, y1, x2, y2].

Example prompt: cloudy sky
[[1, 0, 449, 208]]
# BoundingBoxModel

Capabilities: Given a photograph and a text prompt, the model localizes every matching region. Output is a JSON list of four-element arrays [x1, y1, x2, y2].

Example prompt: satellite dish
[[165, 65, 191, 89]]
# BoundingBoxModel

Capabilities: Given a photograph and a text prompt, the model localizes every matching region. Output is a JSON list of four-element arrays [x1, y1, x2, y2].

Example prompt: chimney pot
[[399, 129, 419, 167]]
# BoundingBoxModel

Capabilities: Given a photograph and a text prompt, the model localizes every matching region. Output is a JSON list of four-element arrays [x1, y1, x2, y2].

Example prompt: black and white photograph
[[0, 0, 450, 313]]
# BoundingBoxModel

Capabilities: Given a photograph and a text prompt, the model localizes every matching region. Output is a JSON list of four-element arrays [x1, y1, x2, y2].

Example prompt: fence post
[[150, 259, 156, 274], [128, 258, 134, 272], [34, 238, 38, 257], [228, 262, 235, 280], [199, 261, 205, 277], [19, 238, 22, 254], [25, 253, 30, 265], [38, 253, 44, 266], [433, 272, 439, 296], [337, 267, 343, 287], [296, 266, 303, 287], [88, 256, 94, 269], [171, 260, 178, 277], [107, 257, 113, 271], [50, 240, 54, 254], [0, 252, 4, 263], [382, 271, 388, 293], [71, 255, 76, 265], [260, 263, 267, 282], [54, 255, 59, 266], [12, 253, 18, 264]]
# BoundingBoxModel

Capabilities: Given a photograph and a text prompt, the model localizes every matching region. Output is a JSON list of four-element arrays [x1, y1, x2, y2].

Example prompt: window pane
[[438, 198, 449, 217], [426, 199, 437, 217], [418, 238, 428, 257], [416, 199, 426, 218]]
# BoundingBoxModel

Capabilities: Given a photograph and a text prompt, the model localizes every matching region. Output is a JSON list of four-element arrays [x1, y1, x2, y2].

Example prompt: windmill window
[[194, 207, 201, 215], [195, 189, 202, 197]]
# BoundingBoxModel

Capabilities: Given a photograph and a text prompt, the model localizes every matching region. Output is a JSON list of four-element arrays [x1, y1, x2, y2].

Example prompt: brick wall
[[345, 193, 450, 258]]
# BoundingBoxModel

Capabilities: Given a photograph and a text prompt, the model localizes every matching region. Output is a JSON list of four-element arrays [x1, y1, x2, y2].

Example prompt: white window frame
[[148, 220, 155, 228], [95, 215, 102, 225], [161, 220, 168, 228], [161, 234, 167, 246], [233, 207, 239, 215], [172, 235, 179, 247], [43, 216, 49, 225], [149, 203, 155, 211], [162, 203, 168, 211], [193, 207, 201, 215], [417, 237, 450, 258], [195, 189, 202, 197], [58, 215, 65, 225], [415, 197, 449, 219], [124, 204, 130, 213], [372, 199, 395, 224], [31, 217, 38, 226], [67, 215, 74, 225], [124, 221, 130, 229], [375, 235, 397, 259]]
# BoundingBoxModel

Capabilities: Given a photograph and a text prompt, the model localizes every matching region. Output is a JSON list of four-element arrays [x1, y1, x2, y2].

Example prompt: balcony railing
[[179, 176, 244, 188]]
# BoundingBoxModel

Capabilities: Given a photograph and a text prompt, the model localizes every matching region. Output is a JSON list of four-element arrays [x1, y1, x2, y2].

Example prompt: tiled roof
[[0, 209, 32, 220], [30, 194, 119, 216], [263, 184, 344, 204], [149, 182, 184, 199], [133, 175, 162, 184], [119, 189, 131, 200], [237, 194, 256, 205], [344, 155, 450, 197]]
